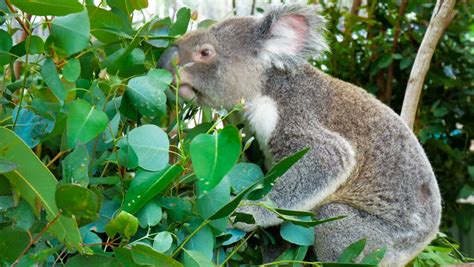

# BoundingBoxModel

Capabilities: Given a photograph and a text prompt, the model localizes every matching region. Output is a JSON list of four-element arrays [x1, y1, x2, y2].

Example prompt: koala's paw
[[232, 201, 283, 232]]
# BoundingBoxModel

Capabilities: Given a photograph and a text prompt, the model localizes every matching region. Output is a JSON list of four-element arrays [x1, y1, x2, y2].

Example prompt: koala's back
[[264, 65, 441, 232]]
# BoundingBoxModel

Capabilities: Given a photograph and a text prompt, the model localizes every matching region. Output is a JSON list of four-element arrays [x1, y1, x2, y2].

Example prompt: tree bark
[[350, 0, 362, 15], [232, 0, 237, 15], [381, 0, 408, 104], [250, 0, 256, 15], [400, 0, 457, 130]]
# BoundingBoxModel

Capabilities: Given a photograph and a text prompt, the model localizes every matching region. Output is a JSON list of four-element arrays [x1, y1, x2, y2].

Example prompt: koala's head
[[158, 4, 328, 109]]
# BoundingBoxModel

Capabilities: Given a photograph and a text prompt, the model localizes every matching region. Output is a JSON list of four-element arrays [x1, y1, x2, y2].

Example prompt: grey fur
[[161, 4, 442, 266]]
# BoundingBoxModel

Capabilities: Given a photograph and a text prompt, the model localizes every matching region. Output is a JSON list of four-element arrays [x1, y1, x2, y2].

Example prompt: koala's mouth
[[178, 83, 200, 101]]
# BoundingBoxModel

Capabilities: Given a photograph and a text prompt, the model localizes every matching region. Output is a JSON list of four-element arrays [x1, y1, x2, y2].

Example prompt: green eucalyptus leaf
[[190, 125, 241, 195], [66, 99, 109, 148], [0, 227, 30, 262], [62, 145, 89, 186], [12, 107, 54, 148], [376, 54, 393, 69], [361, 247, 387, 264], [185, 222, 214, 260], [275, 245, 309, 263], [126, 69, 172, 116], [227, 163, 264, 194], [209, 179, 261, 220], [79, 227, 102, 246], [182, 249, 214, 267], [103, 47, 145, 77], [10, 35, 44, 56], [153, 231, 173, 253], [115, 137, 139, 169], [5, 200, 34, 231], [63, 58, 81, 82], [400, 56, 414, 70], [337, 239, 367, 263], [114, 248, 140, 267], [56, 184, 101, 227], [0, 29, 12, 65], [137, 200, 162, 228], [107, 0, 149, 14], [126, 124, 170, 171], [248, 148, 309, 200], [104, 113, 120, 143], [221, 229, 246, 246], [41, 58, 66, 104], [51, 9, 90, 56], [123, 165, 183, 214], [65, 254, 121, 267], [0, 127, 84, 251], [197, 19, 217, 29], [131, 244, 183, 267], [145, 17, 172, 48], [26, 35, 44, 54], [159, 197, 192, 222], [87, 6, 133, 43], [197, 177, 230, 231], [232, 212, 255, 224], [170, 7, 191, 36], [105, 211, 139, 239], [11, 0, 83, 16], [280, 220, 314, 246]]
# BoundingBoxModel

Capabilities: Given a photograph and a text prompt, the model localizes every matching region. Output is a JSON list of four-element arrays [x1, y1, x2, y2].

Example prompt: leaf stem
[[171, 219, 210, 257], [259, 260, 322, 266], [12, 211, 63, 267], [12, 31, 33, 130], [4, 0, 31, 35], [220, 230, 256, 266], [206, 106, 242, 135], [46, 150, 71, 168]]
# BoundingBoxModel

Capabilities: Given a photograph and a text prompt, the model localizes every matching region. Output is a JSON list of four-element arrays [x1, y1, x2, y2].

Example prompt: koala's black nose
[[157, 45, 179, 72]]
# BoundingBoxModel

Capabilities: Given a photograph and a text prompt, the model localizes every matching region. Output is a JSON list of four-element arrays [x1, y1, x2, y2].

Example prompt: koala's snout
[[157, 45, 198, 101], [157, 45, 179, 72]]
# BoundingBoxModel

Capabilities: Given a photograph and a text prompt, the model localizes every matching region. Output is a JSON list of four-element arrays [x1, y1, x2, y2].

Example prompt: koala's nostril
[[157, 45, 179, 72]]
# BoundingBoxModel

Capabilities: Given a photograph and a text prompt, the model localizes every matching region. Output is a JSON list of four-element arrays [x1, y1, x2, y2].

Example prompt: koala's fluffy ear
[[257, 4, 328, 69]]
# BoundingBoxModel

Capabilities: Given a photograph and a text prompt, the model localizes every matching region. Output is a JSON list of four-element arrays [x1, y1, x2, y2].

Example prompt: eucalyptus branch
[[12, 211, 63, 267], [12, 35, 33, 130], [260, 260, 322, 266], [220, 230, 256, 266], [5, 0, 31, 35], [171, 219, 210, 257], [400, 0, 457, 129]]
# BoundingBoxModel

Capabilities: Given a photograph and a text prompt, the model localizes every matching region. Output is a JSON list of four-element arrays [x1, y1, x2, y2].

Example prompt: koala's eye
[[193, 44, 215, 63], [200, 48, 212, 58]]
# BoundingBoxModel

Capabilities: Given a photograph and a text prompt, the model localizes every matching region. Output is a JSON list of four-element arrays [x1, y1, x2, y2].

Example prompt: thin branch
[[220, 230, 256, 265], [5, 0, 31, 35], [12, 212, 63, 267], [344, 0, 362, 36], [400, 0, 457, 129], [232, 0, 237, 15], [14, 14, 32, 80], [250, 0, 256, 15], [46, 150, 71, 168], [350, 0, 362, 15], [381, 0, 408, 104]]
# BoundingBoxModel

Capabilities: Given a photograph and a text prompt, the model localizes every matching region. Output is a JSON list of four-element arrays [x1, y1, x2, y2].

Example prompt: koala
[[158, 4, 442, 266]]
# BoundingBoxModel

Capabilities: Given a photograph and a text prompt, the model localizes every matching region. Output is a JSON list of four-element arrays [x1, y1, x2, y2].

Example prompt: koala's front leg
[[234, 125, 356, 231]]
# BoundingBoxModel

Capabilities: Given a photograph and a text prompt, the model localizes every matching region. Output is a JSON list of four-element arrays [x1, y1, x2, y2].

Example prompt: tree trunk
[[400, 0, 457, 130]]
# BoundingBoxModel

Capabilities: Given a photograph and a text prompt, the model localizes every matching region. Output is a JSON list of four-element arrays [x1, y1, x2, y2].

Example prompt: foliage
[[0, 0, 472, 266]]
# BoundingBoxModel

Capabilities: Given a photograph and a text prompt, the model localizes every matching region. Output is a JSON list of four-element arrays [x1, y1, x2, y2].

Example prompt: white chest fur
[[244, 95, 279, 165]]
